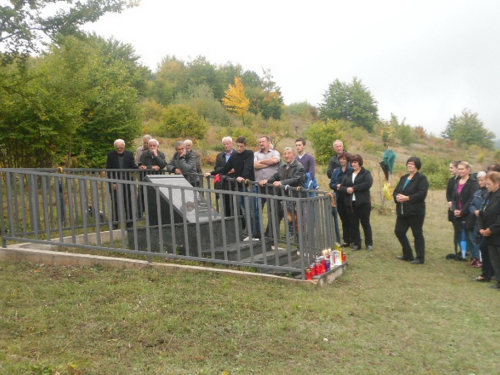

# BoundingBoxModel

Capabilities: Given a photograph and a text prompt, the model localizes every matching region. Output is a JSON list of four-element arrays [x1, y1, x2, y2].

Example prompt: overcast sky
[[82, 0, 500, 138]]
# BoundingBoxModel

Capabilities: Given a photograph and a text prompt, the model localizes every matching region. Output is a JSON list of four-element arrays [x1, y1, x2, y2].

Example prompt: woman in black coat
[[446, 161, 460, 257], [478, 172, 500, 289], [452, 161, 479, 260], [393, 157, 429, 264], [339, 154, 373, 251]]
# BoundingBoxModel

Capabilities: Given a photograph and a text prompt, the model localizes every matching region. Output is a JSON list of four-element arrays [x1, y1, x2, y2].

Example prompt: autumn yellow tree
[[222, 77, 250, 126]]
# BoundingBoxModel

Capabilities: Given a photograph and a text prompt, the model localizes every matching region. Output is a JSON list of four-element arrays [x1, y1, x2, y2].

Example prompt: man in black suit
[[214, 136, 237, 217], [106, 139, 138, 228]]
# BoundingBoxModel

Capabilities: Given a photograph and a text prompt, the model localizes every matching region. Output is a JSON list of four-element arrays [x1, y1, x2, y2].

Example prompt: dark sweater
[[213, 149, 255, 183]]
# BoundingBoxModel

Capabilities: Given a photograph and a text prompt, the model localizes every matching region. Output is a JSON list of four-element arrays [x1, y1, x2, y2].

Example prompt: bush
[[159, 104, 209, 140], [306, 119, 348, 165]]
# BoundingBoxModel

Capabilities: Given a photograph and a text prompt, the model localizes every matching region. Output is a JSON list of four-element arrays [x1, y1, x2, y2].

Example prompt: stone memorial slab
[[144, 175, 220, 225]]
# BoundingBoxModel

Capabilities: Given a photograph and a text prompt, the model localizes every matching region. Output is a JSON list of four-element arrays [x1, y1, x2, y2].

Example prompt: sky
[[81, 0, 500, 138]]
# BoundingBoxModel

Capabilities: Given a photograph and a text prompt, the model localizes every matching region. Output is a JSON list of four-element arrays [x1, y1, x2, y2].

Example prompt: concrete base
[[314, 262, 349, 287], [0, 230, 348, 287]]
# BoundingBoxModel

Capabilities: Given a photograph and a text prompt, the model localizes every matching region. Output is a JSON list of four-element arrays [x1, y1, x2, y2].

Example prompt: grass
[[2, 191, 500, 374]]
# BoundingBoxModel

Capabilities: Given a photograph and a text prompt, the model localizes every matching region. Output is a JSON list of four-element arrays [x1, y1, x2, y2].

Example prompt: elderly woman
[[478, 172, 500, 290], [393, 157, 429, 264], [330, 151, 353, 247], [339, 154, 373, 251], [452, 161, 479, 261]]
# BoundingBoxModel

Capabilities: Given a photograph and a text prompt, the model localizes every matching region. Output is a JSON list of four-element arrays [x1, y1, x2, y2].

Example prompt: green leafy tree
[[174, 84, 231, 126], [319, 77, 378, 132], [306, 119, 347, 166], [0, 0, 138, 66], [185, 56, 225, 100], [160, 104, 208, 140], [151, 55, 187, 105], [0, 35, 143, 168], [441, 109, 495, 150]]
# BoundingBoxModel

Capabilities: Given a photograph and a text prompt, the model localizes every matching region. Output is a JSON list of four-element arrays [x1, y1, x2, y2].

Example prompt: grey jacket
[[167, 152, 197, 185]]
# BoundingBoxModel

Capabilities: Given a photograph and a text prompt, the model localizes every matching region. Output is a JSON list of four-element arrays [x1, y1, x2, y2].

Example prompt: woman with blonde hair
[[452, 161, 479, 261]]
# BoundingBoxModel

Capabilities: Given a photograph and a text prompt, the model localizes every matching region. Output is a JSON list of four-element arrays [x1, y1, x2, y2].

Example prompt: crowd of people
[[445, 160, 500, 289], [106, 135, 500, 287]]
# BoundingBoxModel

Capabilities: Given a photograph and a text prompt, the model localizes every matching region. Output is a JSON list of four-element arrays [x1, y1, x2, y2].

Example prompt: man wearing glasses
[[167, 141, 197, 186], [106, 139, 138, 228]]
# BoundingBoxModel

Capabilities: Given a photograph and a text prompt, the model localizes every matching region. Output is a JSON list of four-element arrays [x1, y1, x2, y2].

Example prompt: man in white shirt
[[254, 136, 280, 237]]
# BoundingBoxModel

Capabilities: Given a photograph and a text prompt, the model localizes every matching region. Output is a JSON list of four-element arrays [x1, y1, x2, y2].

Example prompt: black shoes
[[410, 259, 424, 264], [340, 243, 350, 248], [396, 256, 411, 261]]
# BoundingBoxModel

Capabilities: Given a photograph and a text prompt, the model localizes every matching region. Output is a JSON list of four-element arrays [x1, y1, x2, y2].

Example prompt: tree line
[[0, 0, 495, 169]]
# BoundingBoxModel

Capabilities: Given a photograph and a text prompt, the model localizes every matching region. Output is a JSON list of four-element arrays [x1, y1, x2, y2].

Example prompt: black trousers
[[110, 184, 134, 224], [337, 196, 351, 244], [394, 214, 425, 261], [480, 237, 494, 280], [348, 201, 372, 247], [488, 244, 500, 284]]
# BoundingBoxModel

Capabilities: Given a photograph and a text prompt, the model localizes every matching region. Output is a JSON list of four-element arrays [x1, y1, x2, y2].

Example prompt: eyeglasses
[[176, 148, 185, 152], [115, 147, 125, 150]]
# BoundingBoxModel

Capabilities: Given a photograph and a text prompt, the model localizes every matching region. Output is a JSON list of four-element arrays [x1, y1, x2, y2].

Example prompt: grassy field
[[2, 189, 500, 375]]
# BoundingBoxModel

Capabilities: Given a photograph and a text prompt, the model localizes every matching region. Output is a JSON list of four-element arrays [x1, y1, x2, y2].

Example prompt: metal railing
[[0, 168, 337, 279]]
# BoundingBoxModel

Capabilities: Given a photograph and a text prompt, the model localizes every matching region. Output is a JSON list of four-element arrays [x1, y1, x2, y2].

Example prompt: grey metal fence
[[0, 168, 337, 279]]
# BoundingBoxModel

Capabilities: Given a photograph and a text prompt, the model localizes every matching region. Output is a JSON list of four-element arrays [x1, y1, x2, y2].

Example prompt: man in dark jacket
[[139, 139, 166, 175], [167, 141, 198, 186], [206, 136, 256, 239], [214, 136, 237, 217], [106, 139, 138, 227], [259, 147, 306, 240], [393, 156, 429, 264], [326, 140, 347, 179]]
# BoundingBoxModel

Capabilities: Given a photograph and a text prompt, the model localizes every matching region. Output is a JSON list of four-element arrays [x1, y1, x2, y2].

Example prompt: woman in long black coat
[[338, 154, 373, 251], [478, 172, 500, 289], [393, 157, 429, 264]]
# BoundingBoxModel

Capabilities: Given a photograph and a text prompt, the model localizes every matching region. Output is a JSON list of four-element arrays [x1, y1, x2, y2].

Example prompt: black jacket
[[212, 149, 255, 185], [393, 172, 429, 217], [105, 150, 138, 180], [138, 150, 167, 174], [478, 189, 500, 246], [215, 149, 237, 177], [339, 167, 373, 206], [452, 176, 479, 229]]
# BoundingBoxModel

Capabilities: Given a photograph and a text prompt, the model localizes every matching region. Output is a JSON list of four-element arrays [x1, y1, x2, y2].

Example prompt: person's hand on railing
[[204, 172, 211, 178]]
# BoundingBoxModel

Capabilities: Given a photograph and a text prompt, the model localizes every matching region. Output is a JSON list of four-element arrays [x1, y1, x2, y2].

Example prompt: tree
[[441, 109, 495, 150], [151, 55, 187, 105], [160, 104, 208, 140], [0, 0, 138, 65], [306, 119, 347, 166], [0, 35, 144, 168], [319, 77, 378, 132], [222, 77, 250, 126]]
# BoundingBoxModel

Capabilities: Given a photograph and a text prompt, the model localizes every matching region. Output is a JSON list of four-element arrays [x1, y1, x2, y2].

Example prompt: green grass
[[2, 190, 500, 374]]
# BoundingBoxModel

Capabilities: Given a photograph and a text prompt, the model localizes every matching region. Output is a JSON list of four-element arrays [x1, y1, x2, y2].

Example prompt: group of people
[[447, 161, 500, 289], [105, 136, 203, 227], [204, 135, 313, 241], [106, 135, 500, 284]]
